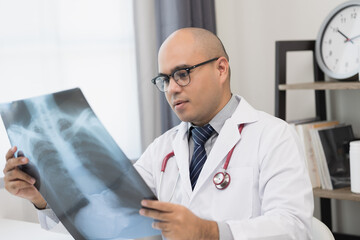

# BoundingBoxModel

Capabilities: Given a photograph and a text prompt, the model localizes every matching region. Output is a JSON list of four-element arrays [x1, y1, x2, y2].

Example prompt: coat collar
[[172, 121, 192, 198]]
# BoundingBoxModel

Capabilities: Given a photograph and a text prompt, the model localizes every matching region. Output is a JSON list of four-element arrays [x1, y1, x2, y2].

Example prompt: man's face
[[158, 33, 223, 126]]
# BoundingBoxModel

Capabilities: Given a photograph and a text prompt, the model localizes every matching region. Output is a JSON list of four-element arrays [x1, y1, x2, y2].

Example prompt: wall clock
[[315, 1, 360, 79]]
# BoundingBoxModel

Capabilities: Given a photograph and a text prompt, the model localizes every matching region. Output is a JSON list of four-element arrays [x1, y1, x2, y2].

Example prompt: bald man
[[3, 28, 313, 239]]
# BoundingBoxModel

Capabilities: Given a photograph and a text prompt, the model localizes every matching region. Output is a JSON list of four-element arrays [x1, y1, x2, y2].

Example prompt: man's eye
[[176, 70, 188, 79]]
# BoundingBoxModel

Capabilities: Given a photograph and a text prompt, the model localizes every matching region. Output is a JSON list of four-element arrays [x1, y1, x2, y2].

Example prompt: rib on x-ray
[[0, 88, 159, 240]]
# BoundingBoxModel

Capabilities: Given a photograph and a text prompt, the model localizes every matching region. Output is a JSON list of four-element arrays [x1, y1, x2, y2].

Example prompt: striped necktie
[[189, 124, 214, 190]]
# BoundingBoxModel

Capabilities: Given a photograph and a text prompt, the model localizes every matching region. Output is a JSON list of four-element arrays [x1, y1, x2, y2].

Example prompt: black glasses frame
[[151, 57, 219, 92]]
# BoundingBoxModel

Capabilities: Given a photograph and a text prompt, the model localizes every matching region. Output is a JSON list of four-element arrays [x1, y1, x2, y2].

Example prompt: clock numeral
[[351, 12, 357, 19], [340, 14, 347, 24], [329, 50, 333, 56], [345, 62, 349, 68]]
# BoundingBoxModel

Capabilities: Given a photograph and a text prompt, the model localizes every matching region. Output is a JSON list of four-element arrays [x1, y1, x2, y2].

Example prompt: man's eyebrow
[[160, 64, 191, 76]]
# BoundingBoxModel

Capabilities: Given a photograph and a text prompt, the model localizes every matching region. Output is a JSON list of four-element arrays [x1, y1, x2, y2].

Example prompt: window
[[0, 0, 140, 177]]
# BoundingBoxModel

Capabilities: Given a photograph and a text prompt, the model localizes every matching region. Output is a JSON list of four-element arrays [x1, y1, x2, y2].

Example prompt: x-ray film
[[0, 88, 159, 240]]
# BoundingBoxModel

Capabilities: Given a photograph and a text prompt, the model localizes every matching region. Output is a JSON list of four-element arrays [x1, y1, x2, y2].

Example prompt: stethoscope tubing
[[161, 151, 175, 172], [223, 124, 244, 170]]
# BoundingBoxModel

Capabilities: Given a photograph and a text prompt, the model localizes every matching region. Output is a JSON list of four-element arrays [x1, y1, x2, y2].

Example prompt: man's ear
[[217, 57, 229, 83]]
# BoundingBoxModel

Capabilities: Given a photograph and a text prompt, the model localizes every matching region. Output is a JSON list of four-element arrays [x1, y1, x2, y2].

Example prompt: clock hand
[[337, 29, 354, 44], [345, 34, 360, 43]]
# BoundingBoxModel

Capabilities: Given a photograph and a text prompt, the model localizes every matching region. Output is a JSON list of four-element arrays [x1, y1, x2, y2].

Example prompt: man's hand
[[140, 200, 219, 240], [3, 146, 47, 209]]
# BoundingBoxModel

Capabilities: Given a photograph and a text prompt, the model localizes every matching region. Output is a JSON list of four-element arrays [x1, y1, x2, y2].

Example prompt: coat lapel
[[172, 122, 193, 198]]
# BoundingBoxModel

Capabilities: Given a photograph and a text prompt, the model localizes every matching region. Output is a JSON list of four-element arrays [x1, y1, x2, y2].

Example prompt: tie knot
[[191, 124, 214, 146]]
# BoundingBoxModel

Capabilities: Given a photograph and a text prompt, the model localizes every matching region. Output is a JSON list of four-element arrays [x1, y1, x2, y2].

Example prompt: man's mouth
[[173, 100, 188, 109]]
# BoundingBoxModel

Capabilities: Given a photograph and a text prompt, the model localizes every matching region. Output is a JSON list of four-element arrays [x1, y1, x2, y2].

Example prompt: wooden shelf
[[279, 81, 360, 90], [313, 187, 360, 202]]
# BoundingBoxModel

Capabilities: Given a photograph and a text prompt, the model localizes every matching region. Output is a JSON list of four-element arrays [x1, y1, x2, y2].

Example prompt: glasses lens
[[155, 76, 169, 92], [173, 69, 189, 86]]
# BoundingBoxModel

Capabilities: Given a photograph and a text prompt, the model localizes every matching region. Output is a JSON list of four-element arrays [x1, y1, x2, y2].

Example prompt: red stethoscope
[[159, 124, 244, 199]]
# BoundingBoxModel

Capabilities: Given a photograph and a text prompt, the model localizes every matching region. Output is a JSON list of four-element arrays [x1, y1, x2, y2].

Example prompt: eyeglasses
[[151, 57, 219, 92]]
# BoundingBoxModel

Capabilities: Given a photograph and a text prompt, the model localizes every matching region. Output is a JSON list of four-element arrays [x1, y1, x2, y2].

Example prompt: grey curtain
[[154, 0, 217, 133]]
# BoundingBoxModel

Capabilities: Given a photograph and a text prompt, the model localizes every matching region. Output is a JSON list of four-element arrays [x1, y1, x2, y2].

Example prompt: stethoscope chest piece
[[213, 171, 231, 190]]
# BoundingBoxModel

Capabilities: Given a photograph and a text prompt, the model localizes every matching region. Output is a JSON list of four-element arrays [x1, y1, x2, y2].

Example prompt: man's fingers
[[139, 207, 172, 221], [152, 221, 170, 232], [139, 208, 162, 220], [4, 167, 35, 185], [5, 146, 17, 161], [141, 200, 174, 212], [5, 179, 34, 195], [3, 156, 28, 174], [140, 200, 180, 221]]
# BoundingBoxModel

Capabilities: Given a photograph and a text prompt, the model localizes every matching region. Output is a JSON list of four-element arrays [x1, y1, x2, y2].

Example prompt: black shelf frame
[[274, 40, 360, 240], [275, 40, 326, 121]]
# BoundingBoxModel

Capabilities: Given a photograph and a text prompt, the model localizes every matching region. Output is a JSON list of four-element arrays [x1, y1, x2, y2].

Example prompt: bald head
[[158, 27, 231, 83], [159, 27, 229, 62]]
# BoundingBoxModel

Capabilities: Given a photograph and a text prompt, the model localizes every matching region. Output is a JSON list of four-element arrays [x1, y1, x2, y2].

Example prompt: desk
[[0, 218, 74, 240]]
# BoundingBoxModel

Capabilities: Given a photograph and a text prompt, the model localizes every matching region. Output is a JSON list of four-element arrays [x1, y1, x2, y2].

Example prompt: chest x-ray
[[0, 88, 159, 240]]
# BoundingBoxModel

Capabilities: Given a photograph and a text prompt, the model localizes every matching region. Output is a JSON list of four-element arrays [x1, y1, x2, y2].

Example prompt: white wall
[[216, 0, 340, 115], [215, 0, 360, 236]]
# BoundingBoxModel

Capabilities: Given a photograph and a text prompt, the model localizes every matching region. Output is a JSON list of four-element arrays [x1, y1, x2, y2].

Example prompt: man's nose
[[166, 77, 182, 93]]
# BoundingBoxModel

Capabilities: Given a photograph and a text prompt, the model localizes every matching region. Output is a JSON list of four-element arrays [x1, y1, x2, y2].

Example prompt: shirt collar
[[187, 94, 240, 136]]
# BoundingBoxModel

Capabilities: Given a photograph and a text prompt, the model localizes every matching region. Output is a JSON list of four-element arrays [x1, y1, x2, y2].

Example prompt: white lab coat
[[134, 95, 314, 239]]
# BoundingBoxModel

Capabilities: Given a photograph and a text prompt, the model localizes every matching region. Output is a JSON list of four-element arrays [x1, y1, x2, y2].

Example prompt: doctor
[[135, 27, 314, 239], [3, 27, 313, 239]]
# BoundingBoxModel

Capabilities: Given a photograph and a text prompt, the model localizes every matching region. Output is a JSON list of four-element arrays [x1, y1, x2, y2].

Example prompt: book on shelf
[[294, 120, 339, 188], [310, 124, 355, 190], [310, 127, 332, 190], [288, 117, 320, 126], [288, 117, 320, 132], [318, 125, 355, 190]]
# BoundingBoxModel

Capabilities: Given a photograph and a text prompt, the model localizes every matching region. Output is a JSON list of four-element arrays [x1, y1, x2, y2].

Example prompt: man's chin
[[175, 113, 192, 123]]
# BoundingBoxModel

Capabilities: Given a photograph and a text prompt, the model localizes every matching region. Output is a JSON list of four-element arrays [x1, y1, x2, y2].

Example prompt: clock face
[[317, 3, 360, 79]]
